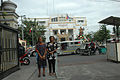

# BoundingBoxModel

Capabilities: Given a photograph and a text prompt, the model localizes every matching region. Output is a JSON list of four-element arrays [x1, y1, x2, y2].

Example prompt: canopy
[[99, 16, 120, 26]]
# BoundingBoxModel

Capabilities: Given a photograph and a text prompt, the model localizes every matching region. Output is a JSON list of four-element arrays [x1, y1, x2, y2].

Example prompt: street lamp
[[20, 15, 26, 40]]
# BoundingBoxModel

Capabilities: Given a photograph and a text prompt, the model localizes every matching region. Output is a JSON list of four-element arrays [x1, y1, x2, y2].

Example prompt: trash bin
[[101, 48, 107, 54], [99, 46, 107, 54]]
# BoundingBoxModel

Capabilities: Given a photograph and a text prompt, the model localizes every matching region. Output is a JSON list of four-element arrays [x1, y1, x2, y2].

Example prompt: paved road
[[57, 55, 120, 80], [58, 54, 107, 66]]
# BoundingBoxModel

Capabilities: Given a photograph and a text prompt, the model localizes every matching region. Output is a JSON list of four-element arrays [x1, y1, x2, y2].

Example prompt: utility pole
[[32, 18, 36, 46], [32, 26, 34, 46], [20, 15, 26, 40]]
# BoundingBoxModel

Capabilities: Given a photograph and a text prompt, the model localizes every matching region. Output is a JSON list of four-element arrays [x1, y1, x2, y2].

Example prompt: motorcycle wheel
[[24, 58, 30, 65], [76, 48, 80, 54]]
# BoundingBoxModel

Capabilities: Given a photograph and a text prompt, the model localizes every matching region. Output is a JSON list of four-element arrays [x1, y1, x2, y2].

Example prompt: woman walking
[[47, 36, 58, 76], [35, 37, 47, 77]]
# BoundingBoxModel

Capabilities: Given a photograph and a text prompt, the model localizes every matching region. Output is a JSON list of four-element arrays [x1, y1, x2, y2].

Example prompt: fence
[[0, 24, 19, 79]]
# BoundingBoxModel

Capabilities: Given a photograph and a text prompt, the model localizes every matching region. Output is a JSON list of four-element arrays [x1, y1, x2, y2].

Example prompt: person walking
[[47, 36, 58, 76], [35, 37, 47, 77]]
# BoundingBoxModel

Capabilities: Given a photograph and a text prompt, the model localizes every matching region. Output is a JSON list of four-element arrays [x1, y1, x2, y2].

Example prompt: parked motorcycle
[[19, 51, 30, 65], [89, 46, 95, 55]]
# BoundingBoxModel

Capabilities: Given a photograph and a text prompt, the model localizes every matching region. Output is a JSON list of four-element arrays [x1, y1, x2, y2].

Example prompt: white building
[[29, 14, 87, 42]]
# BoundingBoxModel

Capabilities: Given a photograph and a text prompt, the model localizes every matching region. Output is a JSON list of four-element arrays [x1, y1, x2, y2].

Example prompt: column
[[73, 29, 76, 40], [58, 29, 60, 34], [66, 29, 68, 34]]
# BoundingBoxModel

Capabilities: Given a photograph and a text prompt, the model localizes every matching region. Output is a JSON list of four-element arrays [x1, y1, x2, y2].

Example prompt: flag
[[66, 14, 69, 20], [29, 28, 32, 33]]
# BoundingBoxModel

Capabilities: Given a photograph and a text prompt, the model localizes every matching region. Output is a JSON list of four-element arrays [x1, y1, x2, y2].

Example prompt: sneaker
[[49, 73, 52, 76], [52, 73, 56, 76]]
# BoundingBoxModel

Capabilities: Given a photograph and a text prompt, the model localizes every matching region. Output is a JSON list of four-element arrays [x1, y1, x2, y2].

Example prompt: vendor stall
[[99, 16, 120, 62]]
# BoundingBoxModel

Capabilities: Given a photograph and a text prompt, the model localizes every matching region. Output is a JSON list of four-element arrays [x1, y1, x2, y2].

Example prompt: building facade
[[29, 14, 87, 42]]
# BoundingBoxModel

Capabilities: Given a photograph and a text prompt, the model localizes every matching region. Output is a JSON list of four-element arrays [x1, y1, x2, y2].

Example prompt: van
[[57, 40, 83, 55]]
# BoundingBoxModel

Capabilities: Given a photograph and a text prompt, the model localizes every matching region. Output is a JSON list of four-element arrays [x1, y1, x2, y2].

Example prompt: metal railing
[[0, 24, 19, 78]]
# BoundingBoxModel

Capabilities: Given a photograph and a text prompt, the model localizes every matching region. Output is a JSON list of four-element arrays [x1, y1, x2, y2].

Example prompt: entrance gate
[[0, 24, 19, 79]]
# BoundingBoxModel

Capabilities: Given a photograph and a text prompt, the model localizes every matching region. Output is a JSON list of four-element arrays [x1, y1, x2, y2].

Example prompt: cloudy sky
[[2, 0, 120, 33]]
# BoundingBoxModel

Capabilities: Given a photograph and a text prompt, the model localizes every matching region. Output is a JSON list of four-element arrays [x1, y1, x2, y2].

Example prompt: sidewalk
[[2, 64, 65, 80], [2, 57, 65, 80], [2, 65, 37, 80]]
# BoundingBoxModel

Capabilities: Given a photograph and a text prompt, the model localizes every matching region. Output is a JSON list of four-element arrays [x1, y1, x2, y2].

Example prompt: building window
[[78, 20, 84, 23], [51, 17, 58, 22], [38, 21, 46, 26], [56, 17, 58, 22], [39, 21, 45, 24], [60, 30, 66, 34], [53, 30, 58, 35]]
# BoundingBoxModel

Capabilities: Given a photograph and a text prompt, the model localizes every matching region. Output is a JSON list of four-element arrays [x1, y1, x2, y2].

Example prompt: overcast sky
[[2, 0, 120, 33]]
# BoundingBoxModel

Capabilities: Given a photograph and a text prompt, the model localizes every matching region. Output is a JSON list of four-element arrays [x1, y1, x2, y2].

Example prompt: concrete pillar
[[49, 29, 53, 36], [58, 29, 60, 34], [73, 29, 76, 40], [66, 29, 68, 34]]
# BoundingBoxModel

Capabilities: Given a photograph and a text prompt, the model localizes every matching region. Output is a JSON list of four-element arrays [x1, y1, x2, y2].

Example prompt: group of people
[[35, 36, 58, 77]]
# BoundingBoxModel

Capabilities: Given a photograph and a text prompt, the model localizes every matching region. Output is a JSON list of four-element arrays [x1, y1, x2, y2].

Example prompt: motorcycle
[[19, 50, 30, 65], [89, 46, 95, 55]]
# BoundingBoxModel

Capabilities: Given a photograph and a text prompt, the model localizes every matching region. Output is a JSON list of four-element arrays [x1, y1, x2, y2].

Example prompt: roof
[[99, 16, 120, 26], [2, 0, 17, 7]]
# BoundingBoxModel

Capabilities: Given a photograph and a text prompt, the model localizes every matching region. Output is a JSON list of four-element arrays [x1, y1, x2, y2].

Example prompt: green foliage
[[94, 25, 110, 42], [18, 19, 46, 46], [86, 31, 95, 41]]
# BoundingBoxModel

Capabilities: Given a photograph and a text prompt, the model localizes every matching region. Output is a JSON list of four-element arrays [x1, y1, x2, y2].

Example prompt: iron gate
[[0, 24, 19, 79]]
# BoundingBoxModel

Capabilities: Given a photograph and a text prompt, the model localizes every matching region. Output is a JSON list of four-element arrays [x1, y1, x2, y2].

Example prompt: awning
[[99, 16, 120, 26]]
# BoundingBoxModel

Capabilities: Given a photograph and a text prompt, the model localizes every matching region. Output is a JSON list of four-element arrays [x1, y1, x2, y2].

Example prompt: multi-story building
[[29, 14, 87, 42]]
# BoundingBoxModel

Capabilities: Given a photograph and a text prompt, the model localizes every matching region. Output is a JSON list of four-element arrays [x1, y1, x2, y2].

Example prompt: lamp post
[[20, 15, 26, 40]]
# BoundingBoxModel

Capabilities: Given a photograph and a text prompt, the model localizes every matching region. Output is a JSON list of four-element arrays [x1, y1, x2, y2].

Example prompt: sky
[[1, 0, 120, 33]]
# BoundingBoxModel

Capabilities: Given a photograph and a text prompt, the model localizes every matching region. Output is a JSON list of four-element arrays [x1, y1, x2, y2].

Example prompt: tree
[[18, 19, 46, 46], [86, 31, 95, 41], [94, 25, 110, 42]]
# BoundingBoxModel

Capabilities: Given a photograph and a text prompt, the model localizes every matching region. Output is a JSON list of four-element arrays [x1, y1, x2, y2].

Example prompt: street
[[3, 54, 120, 80], [58, 55, 120, 80]]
